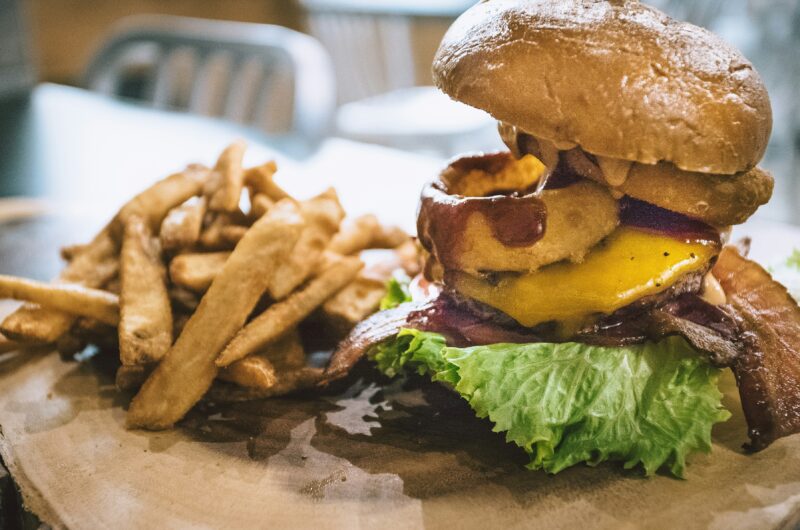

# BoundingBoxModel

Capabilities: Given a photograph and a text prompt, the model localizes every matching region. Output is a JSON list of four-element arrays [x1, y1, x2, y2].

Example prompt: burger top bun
[[433, 0, 772, 175]]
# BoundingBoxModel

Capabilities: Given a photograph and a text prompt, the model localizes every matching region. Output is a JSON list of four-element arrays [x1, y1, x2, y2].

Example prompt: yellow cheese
[[453, 227, 718, 328]]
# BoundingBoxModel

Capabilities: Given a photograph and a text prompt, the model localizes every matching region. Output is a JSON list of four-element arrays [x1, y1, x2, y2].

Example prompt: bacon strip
[[322, 304, 419, 383], [323, 287, 744, 384], [713, 246, 800, 450]]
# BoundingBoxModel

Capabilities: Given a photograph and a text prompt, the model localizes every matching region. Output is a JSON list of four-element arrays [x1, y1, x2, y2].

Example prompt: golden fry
[[103, 276, 121, 295], [207, 367, 324, 402], [317, 244, 419, 338], [249, 194, 274, 220], [116, 363, 154, 391], [0, 334, 22, 354], [0, 275, 119, 325], [119, 215, 173, 365], [60, 243, 89, 262], [320, 276, 386, 339], [216, 256, 362, 367], [116, 164, 209, 232], [269, 188, 345, 300], [159, 197, 206, 251], [220, 224, 248, 244], [207, 141, 246, 212], [329, 214, 409, 255], [374, 225, 410, 249], [1, 228, 118, 342], [169, 252, 230, 292], [219, 355, 278, 390], [264, 328, 306, 369], [172, 312, 191, 338], [126, 199, 304, 430], [168, 286, 200, 312], [199, 212, 245, 250], [2, 165, 204, 342], [245, 161, 289, 201]]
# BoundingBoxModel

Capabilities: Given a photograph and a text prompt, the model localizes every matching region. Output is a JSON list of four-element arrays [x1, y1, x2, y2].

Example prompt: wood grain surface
[[2, 213, 800, 529]]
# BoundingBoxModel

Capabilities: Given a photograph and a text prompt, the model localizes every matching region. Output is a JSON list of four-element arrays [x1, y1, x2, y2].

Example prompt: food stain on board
[[299, 469, 348, 500]]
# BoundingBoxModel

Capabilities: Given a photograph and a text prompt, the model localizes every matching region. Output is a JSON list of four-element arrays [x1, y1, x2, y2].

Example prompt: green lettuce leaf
[[379, 273, 412, 310], [372, 329, 729, 477]]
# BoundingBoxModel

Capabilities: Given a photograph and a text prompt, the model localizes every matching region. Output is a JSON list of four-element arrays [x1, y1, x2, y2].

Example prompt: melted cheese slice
[[453, 227, 718, 328]]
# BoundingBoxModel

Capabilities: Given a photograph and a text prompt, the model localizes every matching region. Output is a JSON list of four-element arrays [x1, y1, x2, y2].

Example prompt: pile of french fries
[[0, 142, 416, 430]]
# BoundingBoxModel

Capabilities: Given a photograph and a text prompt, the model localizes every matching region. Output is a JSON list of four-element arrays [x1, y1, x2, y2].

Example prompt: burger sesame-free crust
[[433, 0, 772, 175]]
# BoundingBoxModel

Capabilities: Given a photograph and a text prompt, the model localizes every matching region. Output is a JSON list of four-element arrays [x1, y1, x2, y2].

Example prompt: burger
[[323, 0, 800, 477]]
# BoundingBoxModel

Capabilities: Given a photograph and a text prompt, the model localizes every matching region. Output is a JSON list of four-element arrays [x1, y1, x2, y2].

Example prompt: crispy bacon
[[712, 246, 800, 450], [322, 304, 419, 382], [321, 295, 541, 383], [579, 293, 742, 367], [322, 287, 743, 384]]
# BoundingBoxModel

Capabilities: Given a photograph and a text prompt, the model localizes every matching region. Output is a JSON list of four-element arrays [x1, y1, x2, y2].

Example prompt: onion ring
[[418, 153, 619, 274]]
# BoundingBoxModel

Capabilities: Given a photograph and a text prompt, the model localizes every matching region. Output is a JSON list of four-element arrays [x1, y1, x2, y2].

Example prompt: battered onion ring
[[417, 153, 619, 274], [508, 130, 773, 227]]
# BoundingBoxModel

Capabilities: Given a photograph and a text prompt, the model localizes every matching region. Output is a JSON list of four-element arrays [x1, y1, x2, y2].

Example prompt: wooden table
[[3, 84, 800, 529]]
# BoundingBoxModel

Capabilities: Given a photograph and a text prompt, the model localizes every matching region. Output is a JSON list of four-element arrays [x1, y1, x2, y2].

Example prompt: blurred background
[[1, 0, 799, 222]]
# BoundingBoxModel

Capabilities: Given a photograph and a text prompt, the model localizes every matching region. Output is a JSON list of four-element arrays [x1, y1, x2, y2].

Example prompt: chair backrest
[[0, 0, 36, 98], [84, 15, 336, 146], [297, 0, 473, 103]]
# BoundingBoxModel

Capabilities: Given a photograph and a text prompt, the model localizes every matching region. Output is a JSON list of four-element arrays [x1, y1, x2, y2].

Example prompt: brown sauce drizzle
[[417, 179, 547, 269]]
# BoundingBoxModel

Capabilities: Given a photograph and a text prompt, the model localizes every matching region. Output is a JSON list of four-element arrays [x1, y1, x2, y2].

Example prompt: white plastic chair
[[84, 15, 336, 147], [298, 0, 474, 104], [0, 0, 35, 98], [297, 0, 499, 157]]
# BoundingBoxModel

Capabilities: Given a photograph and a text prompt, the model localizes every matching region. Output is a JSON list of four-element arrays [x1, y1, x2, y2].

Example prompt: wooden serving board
[[3, 213, 800, 530]]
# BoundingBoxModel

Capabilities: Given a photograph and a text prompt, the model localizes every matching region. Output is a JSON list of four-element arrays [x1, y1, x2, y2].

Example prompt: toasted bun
[[433, 0, 772, 175]]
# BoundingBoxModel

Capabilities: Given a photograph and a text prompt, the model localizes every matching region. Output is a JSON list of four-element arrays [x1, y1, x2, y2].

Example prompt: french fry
[[116, 164, 209, 232], [172, 312, 191, 338], [60, 243, 89, 262], [218, 355, 278, 390], [126, 199, 305, 430], [319, 244, 422, 338], [207, 141, 246, 212], [320, 276, 386, 339], [219, 329, 305, 390], [216, 256, 363, 367], [0, 334, 22, 354], [168, 286, 200, 312], [199, 213, 245, 250], [103, 275, 121, 295], [372, 225, 410, 249], [159, 197, 206, 251], [1, 165, 205, 343], [0, 275, 119, 325], [1, 228, 118, 342], [220, 224, 248, 245], [207, 367, 324, 402], [169, 252, 230, 292], [328, 214, 408, 255], [245, 161, 289, 201], [264, 328, 306, 369], [269, 188, 345, 300], [119, 215, 172, 365], [116, 363, 154, 391], [249, 194, 274, 220]]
